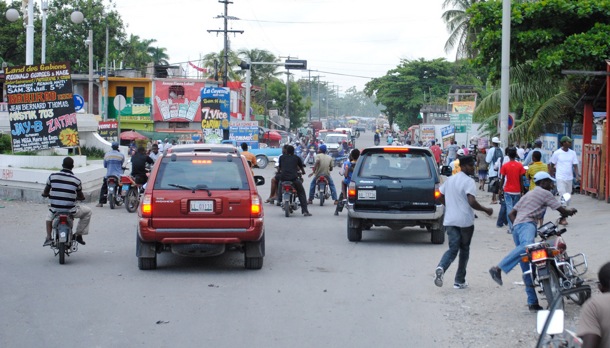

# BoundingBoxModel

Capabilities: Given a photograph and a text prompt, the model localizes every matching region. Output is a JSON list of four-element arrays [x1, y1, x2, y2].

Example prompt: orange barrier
[[582, 144, 602, 197]]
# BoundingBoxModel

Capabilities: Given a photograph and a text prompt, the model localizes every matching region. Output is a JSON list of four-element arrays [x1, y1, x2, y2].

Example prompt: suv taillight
[[348, 182, 356, 199], [251, 194, 261, 217], [141, 194, 152, 217], [434, 183, 442, 204]]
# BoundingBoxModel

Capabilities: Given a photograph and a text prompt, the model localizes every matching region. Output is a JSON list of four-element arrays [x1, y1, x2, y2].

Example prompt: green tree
[[441, 0, 482, 60], [265, 79, 308, 129], [200, 49, 241, 83], [0, 0, 28, 65], [148, 46, 169, 66], [236, 48, 280, 87], [365, 58, 456, 129]]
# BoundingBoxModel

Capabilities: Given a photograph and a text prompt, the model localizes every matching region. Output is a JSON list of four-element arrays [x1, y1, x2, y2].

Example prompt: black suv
[[346, 146, 445, 244]]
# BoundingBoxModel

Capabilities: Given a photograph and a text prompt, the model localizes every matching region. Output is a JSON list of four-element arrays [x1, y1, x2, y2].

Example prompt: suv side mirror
[[440, 165, 452, 177], [254, 175, 265, 186]]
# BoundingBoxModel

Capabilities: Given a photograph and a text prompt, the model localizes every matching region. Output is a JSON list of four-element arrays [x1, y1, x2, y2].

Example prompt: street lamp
[[265, 99, 276, 128], [69, 11, 93, 115]]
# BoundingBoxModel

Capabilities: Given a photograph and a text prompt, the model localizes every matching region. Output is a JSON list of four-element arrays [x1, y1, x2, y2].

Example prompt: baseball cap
[[492, 137, 500, 144], [534, 139, 542, 145], [560, 136, 572, 143], [533, 171, 555, 183], [457, 149, 465, 156]]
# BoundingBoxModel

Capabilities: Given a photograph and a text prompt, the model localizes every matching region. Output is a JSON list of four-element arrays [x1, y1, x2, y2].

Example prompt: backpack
[[491, 147, 503, 171]]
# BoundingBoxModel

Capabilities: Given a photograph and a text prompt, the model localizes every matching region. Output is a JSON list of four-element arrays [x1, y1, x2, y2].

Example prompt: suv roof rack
[[166, 144, 239, 154]]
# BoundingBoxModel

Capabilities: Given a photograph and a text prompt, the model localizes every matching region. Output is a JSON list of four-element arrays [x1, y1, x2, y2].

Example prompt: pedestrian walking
[[499, 147, 525, 230], [434, 155, 493, 289], [548, 136, 580, 225]]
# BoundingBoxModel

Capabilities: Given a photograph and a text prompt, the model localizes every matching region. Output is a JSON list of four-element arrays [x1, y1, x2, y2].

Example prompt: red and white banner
[[188, 61, 208, 73]]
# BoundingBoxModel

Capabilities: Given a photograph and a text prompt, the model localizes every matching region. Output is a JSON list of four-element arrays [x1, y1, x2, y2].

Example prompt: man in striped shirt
[[42, 157, 92, 246]]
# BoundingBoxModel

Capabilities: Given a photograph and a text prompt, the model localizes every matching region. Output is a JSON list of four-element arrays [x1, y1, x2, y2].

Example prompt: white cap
[[492, 137, 501, 144], [457, 149, 465, 156], [533, 172, 555, 183]]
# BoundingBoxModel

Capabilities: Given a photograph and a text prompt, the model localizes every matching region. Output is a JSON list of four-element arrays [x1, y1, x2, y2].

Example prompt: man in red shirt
[[430, 140, 442, 166], [499, 147, 525, 230]]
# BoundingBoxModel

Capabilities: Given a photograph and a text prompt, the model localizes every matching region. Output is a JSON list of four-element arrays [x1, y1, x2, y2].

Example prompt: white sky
[[112, 0, 455, 94]]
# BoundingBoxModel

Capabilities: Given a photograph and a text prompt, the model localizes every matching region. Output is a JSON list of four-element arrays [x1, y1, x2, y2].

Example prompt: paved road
[[0, 133, 608, 347]]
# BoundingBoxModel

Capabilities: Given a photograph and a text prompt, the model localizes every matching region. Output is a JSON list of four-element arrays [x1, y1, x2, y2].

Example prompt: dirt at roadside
[[434, 189, 606, 347]]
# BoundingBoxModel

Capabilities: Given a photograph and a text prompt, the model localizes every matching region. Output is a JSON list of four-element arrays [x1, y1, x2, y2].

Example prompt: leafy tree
[[365, 58, 456, 129], [236, 48, 280, 87], [265, 79, 308, 129], [470, 0, 610, 81], [200, 49, 241, 83], [442, 0, 482, 60], [0, 0, 28, 65], [148, 46, 169, 66]]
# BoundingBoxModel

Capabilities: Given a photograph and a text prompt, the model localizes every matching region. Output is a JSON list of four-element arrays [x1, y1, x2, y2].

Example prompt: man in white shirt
[[433, 155, 493, 289], [548, 136, 580, 225]]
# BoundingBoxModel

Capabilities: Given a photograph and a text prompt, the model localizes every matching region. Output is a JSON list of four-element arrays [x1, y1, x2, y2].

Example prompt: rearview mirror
[[254, 175, 265, 186]]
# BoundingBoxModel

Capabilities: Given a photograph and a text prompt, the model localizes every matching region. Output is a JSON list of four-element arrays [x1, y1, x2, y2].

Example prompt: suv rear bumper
[[347, 204, 444, 221], [138, 218, 264, 244]]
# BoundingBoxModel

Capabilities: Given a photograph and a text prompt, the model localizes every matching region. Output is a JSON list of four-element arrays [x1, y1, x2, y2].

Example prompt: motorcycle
[[314, 175, 331, 206], [303, 148, 316, 165], [106, 175, 124, 209], [48, 211, 78, 264], [280, 179, 301, 217], [523, 193, 590, 309], [121, 175, 145, 213]]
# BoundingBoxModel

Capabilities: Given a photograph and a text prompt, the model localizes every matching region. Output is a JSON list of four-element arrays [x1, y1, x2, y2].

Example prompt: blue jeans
[[496, 198, 507, 227], [309, 175, 338, 201], [497, 222, 539, 305], [504, 193, 521, 230], [437, 225, 474, 284]]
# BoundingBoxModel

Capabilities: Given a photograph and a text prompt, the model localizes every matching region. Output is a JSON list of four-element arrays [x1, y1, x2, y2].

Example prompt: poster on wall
[[420, 125, 436, 144], [200, 87, 230, 144], [98, 120, 118, 139], [229, 121, 259, 149], [154, 80, 204, 122], [5, 62, 79, 152], [440, 124, 455, 148]]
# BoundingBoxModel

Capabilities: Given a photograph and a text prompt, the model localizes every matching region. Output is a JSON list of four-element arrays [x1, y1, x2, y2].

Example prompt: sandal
[[265, 198, 274, 204], [491, 201, 498, 205]]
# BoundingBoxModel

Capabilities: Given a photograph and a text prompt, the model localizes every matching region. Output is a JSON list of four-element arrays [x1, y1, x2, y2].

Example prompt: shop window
[[169, 122, 189, 129], [133, 87, 145, 104]]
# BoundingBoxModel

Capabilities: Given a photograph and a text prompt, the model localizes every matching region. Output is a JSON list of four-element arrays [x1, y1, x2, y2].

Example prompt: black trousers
[[280, 178, 309, 213]]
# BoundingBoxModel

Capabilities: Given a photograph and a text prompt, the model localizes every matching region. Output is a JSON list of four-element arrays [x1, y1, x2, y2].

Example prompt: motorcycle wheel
[[58, 241, 65, 264], [319, 188, 325, 206], [125, 187, 139, 213], [568, 285, 591, 305], [542, 267, 564, 310], [108, 192, 115, 209], [284, 200, 290, 217]]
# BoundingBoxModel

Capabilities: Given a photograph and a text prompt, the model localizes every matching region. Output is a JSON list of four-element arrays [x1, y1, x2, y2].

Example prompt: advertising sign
[[5, 62, 79, 152], [98, 120, 118, 139], [154, 80, 204, 122], [200, 87, 230, 144], [420, 125, 436, 144], [449, 113, 473, 133], [440, 124, 455, 148], [451, 101, 476, 113], [229, 123, 260, 149]]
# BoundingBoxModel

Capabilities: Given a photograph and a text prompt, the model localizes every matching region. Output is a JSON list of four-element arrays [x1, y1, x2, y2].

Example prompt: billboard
[[229, 121, 259, 149], [5, 62, 79, 152], [200, 87, 230, 144], [154, 80, 204, 122]]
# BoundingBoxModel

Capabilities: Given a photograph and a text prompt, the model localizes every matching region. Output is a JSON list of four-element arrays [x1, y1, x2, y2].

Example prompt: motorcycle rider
[[307, 144, 338, 205], [42, 157, 92, 246], [131, 146, 154, 185], [489, 171, 577, 311], [96, 142, 125, 207], [577, 261, 610, 348], [374, 130, 380, 146], [278, 145, 311, 217], [240, 142, 258, 172], [335, 149, 360, 215]]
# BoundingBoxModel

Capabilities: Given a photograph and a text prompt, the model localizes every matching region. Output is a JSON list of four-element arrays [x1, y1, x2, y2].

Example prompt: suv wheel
[[431, 228, 445, 244], [256, 155, 268, 169], [137, 235, 157, 270], [244, 235, 265, 270], [347, 217, 362, 242], [138, 255, 157, 270]]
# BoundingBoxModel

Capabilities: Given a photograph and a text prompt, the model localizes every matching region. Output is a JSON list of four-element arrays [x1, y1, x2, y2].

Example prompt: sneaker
[[489, 266, 503, 286], [453, 282, 468, 289], [95, 203, 103, 207], [303, 212, 312, 217], [528, 304, 544, 312], [434, 267, 444, 287], [43, 237, 52, 247], [75, 235, 86, 245]]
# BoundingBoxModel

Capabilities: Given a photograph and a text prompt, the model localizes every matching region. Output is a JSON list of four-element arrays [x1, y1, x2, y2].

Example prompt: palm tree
[[473, 63, 579, 142], [148, 46, 170, 66], [199, 49, 241, 82], [122, 34, 156, 70], [236, 48, 280, 87], [441, 0, 481, 60]]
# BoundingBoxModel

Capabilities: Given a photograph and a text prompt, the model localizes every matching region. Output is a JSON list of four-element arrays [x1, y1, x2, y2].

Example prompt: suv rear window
[[154, 156, 249, 190], [359, 152, 431, 179]]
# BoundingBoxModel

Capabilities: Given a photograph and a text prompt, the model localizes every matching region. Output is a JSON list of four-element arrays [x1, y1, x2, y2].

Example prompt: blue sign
[[73, 94, 84, 111]]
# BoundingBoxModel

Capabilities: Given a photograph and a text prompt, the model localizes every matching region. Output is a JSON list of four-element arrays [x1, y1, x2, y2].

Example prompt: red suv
[[136, 145, 266, 270]]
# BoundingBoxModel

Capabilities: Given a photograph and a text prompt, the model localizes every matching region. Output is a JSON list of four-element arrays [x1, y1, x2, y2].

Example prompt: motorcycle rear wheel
[[125, 188, 139, 213], [284, 200, 290, 217], [319, 189, 325, 206], [58, 242, 65, 264], [108, 192, 115, 209], [542, 267, 563, 310]]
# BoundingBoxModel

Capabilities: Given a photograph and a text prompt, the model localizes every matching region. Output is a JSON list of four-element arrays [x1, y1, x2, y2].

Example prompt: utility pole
[[207, 0, 243, 87], [280, 56, 296, 124]]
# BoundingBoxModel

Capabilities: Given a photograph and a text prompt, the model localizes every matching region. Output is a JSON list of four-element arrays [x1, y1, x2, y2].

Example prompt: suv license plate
[[358, 190, 376, 200], [190, 200, 214, 213]]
